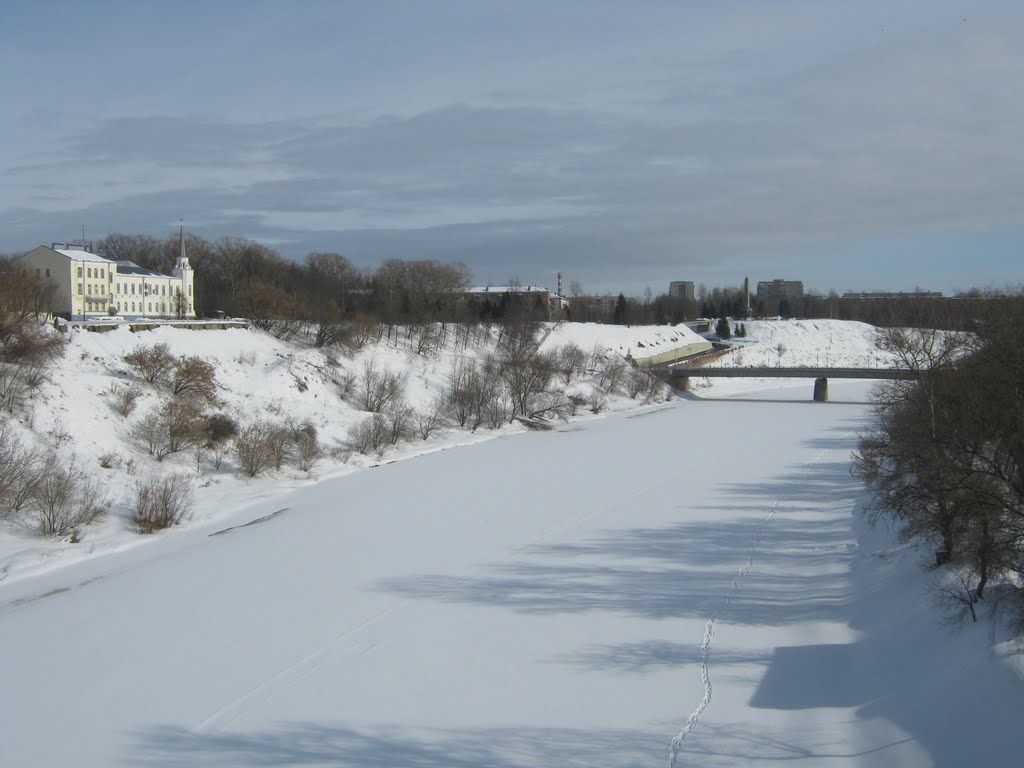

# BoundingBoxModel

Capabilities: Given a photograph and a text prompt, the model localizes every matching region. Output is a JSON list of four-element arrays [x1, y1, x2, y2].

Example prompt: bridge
[[669, 366, 915, 401]]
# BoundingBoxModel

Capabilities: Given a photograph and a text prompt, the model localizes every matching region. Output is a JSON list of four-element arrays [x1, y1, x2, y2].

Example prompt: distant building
[[19, 228, 196, 321], [756, 279, 804, 303], [464, 284, 553, 318], [575, 294, 618, 319], [842, 291, 943, 300], [669, 281, 695, 301]]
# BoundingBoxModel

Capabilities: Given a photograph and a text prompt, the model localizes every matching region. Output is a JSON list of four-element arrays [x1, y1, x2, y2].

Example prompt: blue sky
[[2, 0, 1022, 296]]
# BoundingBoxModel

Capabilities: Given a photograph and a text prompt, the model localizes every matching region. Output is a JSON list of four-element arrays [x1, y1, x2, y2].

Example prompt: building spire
[[179, 218, 185, 263]]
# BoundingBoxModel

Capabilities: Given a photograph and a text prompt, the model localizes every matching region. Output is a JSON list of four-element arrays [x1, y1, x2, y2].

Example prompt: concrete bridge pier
[[813, 377, 829, 402]]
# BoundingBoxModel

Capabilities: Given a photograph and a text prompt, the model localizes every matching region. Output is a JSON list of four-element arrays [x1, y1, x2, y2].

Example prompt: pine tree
[[716, 316, 732, 339], [613, 293, 628, 325]]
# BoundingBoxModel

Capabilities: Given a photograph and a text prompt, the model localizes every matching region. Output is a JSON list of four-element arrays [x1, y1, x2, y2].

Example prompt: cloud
[[3, 1, 1024, 293]]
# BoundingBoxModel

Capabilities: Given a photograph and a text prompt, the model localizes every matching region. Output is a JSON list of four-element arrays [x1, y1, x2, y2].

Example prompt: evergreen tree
[[716, 316, 732, 339], [613, 293, 628, 325]]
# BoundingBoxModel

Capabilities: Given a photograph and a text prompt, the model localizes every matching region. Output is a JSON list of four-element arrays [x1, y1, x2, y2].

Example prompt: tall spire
[[179, 218, 185, 263]]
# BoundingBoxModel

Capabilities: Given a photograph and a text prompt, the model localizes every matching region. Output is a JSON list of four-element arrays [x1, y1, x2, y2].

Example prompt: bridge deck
[[669, 366, 915, 380]]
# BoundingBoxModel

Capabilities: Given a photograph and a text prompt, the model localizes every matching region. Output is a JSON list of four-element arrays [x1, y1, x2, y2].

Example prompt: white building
[[19, 229, 195, 321]]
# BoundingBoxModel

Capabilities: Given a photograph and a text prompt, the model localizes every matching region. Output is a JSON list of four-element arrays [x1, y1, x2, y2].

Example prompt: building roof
[[115, 260, 166, 278], [53, 247, 113, 264], [467, 285, 550, 294]]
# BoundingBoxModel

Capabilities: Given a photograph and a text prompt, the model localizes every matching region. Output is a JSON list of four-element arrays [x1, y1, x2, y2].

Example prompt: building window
[[46, 268, 51, 278], [87, 267, 92, 278], [131, 284, 135, 294], [77, 267, 82, 277], [77, 284, 83, 295]]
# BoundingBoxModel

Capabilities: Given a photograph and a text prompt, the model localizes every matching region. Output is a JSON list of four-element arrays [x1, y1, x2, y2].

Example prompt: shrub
[[0, 419, 46, 518], [598, 358, 628, 393], [351, 413, 389, 455], [29, 465, 109, 538], [109, 381, 142, 417], [266, 425, 292, 470], [204, 413, 239, 470], [132, 399, 205, 461], [626, 367, 658, 400], [385, 402, 415, 445], [296, 429, 323, 472], [354, 359, 404, 413], [124, 343, 175, 383], [134, 474, 193, 533], [0, 305, 64, 413], [204, 413, 239, 446], [416, 402, 446, 440], [233, 421, 275, 477], [171, 356, 218, 403], [98, 451, 120, 469]]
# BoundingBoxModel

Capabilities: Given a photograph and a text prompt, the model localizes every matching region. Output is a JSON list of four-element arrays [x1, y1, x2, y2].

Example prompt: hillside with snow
[[0, 320, 709, 581], [3, 318, 1023, 768]]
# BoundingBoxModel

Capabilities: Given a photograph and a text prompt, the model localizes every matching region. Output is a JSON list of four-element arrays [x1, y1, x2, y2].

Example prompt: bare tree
[[266, 425, 292, 470], [354, 359, 404, 413], [384, 402, 415, 445], [556, 342, 587, 383], [29, 464, 108, 538], [171, 356, 218, 403], [351, 413, 389, 455], [124, 343, 176, 384], [0, 419, 46, 518], [132, 399, 205, 460], [855, 300, 1024, 617], [416, 401, 447, 440], [599, 357, 629, 393], [233, 421, 276, 477]]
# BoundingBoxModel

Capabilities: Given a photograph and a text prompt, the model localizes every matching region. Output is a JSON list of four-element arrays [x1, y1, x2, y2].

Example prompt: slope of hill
[[1, 321, 715, 582]]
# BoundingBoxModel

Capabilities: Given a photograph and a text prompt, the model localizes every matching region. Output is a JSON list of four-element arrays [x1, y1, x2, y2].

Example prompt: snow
[[467, 285, 551, 293], [690, 319, 893, 397], [538, 321, 709, 363], [53, 247, 114, 263], [2, 320, 1023, 766]]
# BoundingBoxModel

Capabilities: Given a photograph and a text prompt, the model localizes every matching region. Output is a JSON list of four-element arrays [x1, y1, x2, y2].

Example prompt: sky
[[2, 0, 1023, 296]]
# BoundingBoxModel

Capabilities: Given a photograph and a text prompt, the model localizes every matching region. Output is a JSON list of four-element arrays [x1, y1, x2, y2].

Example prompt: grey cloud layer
[[4, 1, 1024, 292]]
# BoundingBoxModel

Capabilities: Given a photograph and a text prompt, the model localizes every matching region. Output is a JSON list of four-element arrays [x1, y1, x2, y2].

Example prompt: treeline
[[854, 292, 1024, 622], [93, 233, 473, 331], [9, 232, 1012, 331], [574, 285, 1009, 330]]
